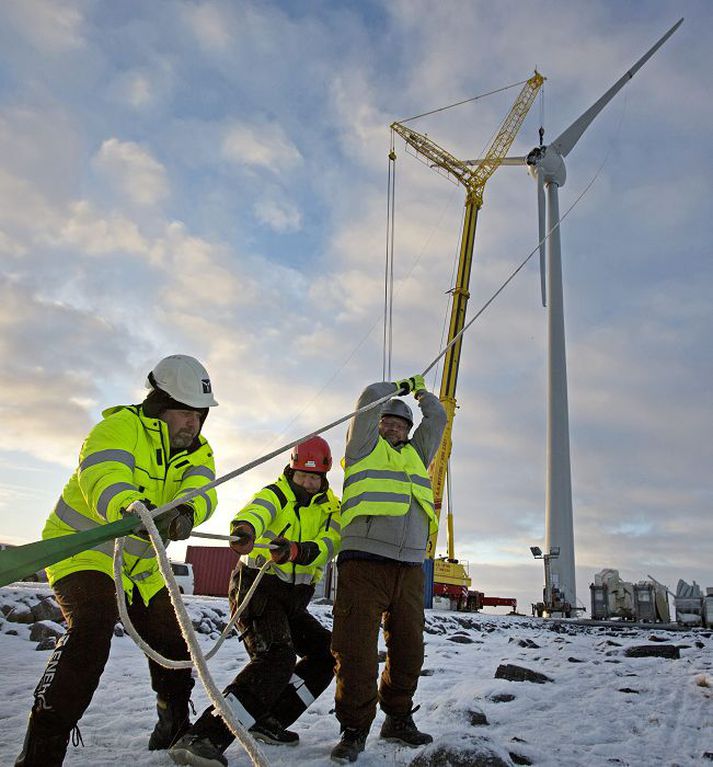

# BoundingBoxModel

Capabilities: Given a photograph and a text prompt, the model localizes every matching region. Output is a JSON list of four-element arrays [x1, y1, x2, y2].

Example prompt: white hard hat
[[146, 355, 218, 408]]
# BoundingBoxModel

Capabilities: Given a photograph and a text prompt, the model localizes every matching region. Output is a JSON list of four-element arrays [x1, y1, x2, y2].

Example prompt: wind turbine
[[511, 19, 683, 610]]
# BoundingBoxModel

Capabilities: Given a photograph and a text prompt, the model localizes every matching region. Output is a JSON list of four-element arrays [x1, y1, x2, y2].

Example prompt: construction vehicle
[[390, 72, 544, 609]]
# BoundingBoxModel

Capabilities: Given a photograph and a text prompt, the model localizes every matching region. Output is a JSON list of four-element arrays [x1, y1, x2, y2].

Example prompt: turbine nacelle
[[526, 146, 566, 187]]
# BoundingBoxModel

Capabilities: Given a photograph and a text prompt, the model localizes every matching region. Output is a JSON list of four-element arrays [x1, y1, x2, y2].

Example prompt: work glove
[[394, 374, 426, 396], [270, 537, 320, 566], [163, 504, 195, 542], [229, 522, 256, 555], [120, 498, 157, 539]]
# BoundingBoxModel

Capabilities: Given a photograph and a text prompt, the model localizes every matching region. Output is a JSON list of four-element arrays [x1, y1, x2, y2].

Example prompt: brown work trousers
[[332, 558, 425, 730]]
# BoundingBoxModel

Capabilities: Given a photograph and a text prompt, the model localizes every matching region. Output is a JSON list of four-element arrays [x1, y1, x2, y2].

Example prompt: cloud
[[182, 1, 235, 52], [253, 197, 302, 232], [92, 138, 169, 207], [221, 121, 302, 173], [3, 0, 85, 53]]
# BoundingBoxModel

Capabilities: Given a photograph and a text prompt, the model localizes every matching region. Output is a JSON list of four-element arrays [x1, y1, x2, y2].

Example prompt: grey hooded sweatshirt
[[338, 381, 447, 564]]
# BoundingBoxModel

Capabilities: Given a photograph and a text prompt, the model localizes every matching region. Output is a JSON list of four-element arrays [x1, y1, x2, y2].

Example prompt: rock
[[448, 634, 474, 644], [36, 637, 57, 651], [617, 688, 639, 694], [647, 635, 668, 642], [468, 708, 488, 726], [420, 668, 435, 677], [624, 645, 680, 659], [312, 597, 333, 605], [5, 628, 19, 636], [30, 598, 64, 623], [378, 650, 387, 663], [408, 732, 514, 767], [5, 605, 34, 624], [488, 693, 516, 703], [509, 753, 532, 765], [702, 751, 713, 760], [567, 657, 584, 663], [30, 621, 65, 643], [509, 638, 539, 649], [494, 664, 553, 684], [113, 624, 125, 637]]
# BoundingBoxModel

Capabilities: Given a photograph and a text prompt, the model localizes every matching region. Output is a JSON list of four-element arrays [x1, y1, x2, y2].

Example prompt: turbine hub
[[526, 145, 566, 187]]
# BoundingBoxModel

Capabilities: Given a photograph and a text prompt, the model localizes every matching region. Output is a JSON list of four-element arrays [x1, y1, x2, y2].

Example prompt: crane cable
[[383, 132, 397, 380], [397, 78, 530, 124]]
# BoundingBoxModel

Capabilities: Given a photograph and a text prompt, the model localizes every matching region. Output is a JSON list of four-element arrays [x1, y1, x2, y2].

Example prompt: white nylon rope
[[113, 501, 271, 767]]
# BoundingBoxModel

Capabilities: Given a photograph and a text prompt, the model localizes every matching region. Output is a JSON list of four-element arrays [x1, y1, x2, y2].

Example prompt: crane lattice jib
[[391, 72, 544, 207]]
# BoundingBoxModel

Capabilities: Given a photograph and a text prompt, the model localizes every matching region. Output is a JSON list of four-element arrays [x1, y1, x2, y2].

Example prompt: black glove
[[165, 504, 195, 541], [270, 537, 320, 566], [121, 498, 157, 539], [229, 522, 256, 555]]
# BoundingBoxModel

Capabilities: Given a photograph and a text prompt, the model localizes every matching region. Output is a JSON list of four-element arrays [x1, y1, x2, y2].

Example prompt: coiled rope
[[113, 501, 272, 767]]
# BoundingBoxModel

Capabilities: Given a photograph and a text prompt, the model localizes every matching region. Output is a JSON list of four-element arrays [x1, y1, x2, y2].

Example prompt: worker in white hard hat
[[15, 355, 219, 767], [330, 375, 446, 763]]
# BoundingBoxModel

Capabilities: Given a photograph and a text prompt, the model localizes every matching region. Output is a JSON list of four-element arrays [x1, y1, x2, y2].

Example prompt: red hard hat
[[290, 436, 332, 473]]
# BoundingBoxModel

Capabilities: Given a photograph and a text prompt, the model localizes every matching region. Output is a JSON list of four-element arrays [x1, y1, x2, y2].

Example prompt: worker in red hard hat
[[169, 435, 341, 766]]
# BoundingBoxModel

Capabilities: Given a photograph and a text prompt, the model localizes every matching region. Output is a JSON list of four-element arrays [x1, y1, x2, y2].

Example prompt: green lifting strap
[[0, 516, 142, 588]]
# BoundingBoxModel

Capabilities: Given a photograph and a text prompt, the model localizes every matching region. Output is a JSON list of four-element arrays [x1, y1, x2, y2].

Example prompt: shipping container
[[185, 545, 239, 597]]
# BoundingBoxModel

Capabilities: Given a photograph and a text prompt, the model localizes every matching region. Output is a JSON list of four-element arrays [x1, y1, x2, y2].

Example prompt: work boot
[[380, 712, 433, 747], [169, 733, 228, 767], [249, 714, 299, 745], [148, 696, 191, 750], [15, 709, 72, 767], [330, 726, 369, 763]]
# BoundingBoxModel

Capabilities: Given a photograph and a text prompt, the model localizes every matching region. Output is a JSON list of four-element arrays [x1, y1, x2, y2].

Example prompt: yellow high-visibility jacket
[[341, 437, 437, 534], [43, 405, 217, 603], [232, 474, 341, 586]]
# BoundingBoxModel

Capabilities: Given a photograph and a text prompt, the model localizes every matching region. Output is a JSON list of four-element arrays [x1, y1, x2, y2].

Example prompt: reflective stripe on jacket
[[341, 438, 437, 535], [231, 474, 341, 586], [43, 405, 217, 604]]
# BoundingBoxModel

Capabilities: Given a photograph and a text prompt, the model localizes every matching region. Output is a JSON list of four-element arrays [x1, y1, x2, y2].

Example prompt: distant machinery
[[589, 569, 670, 623]]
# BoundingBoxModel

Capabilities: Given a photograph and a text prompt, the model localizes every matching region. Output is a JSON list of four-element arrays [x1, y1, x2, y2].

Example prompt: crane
[[390, 71, 544, 607]]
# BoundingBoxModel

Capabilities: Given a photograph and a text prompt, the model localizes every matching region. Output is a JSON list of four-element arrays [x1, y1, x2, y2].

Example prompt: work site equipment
[[391, 71, 544, 605]]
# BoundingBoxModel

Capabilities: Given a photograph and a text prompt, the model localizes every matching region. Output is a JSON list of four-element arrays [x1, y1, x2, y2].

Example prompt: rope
[[113, 501, 271, 767], [383, 135, 397, 380], [397, 78, 529, 124]]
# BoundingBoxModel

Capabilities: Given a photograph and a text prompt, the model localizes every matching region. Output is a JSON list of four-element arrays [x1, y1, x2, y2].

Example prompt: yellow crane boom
[[391, 72, 544, 575]]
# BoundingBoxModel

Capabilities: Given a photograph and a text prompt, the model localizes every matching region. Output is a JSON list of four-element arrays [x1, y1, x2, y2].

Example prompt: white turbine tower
[[513, 19, 683, 610]]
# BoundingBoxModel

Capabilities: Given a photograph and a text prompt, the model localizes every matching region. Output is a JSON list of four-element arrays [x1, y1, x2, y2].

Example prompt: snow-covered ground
[[1, 583, 711, 767]]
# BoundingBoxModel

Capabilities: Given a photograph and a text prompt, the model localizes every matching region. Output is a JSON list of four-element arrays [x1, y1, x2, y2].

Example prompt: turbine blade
[[537, 166, 547, 307], [464, 156, 526, 166], [551, 18, 683, 157]]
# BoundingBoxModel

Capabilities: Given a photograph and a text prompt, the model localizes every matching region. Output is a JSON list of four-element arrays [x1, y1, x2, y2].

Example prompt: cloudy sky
[[1, 0, 711, 611]]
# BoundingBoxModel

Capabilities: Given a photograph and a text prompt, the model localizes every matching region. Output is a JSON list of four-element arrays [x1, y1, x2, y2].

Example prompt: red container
[[185, 545, 239, 597]]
